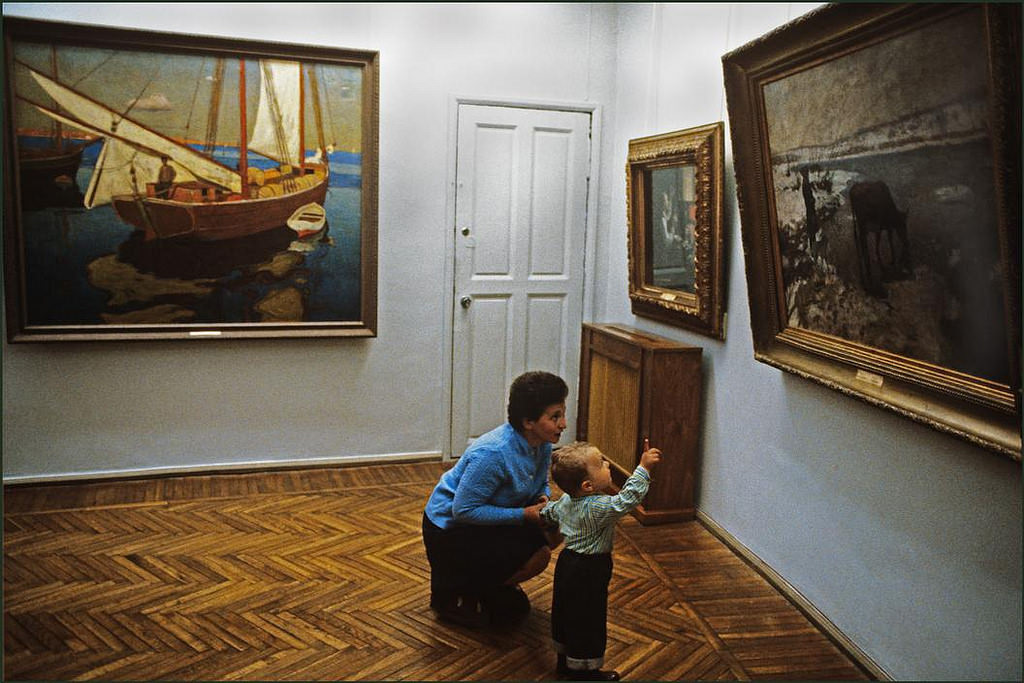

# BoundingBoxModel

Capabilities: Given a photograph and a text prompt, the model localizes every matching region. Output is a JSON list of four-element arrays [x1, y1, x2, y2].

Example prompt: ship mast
[[298, 63, 305, 172], [238, 59, 248, 197], [50, 45, 63, 153]]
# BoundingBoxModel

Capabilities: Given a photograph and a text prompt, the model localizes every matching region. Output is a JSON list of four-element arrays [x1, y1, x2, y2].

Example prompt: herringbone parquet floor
[[3, 461, 872, 680]]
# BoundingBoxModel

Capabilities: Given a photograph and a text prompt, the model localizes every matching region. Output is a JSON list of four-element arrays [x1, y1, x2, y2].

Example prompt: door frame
[[441, 96, 602, 459]]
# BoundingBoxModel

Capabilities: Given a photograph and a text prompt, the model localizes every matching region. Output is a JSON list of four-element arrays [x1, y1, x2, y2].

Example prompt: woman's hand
[[522, 500, 546, 526]]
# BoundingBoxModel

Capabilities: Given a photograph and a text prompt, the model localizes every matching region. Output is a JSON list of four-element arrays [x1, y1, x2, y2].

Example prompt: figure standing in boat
[[155, 155, 176, 199]]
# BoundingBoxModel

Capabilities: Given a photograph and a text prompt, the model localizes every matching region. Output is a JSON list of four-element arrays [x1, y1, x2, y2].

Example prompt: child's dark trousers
[[551, 548, 613, 670]]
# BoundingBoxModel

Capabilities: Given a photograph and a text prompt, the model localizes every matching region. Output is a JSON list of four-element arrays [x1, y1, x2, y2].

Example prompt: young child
[[540, 440, 661, 681]]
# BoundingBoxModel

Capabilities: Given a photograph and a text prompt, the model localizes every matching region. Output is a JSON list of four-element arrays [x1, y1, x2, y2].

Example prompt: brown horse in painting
[[849, 180, 912, 297]]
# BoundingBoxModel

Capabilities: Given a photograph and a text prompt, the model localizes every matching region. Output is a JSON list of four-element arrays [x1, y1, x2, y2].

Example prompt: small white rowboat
[[287, 202, 327, 238]]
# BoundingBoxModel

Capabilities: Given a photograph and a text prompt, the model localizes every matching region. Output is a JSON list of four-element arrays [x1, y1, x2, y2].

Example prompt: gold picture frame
[[723, 4, 1020, 459], [626, 122, 726, 338], [3, 18, 379, 341]]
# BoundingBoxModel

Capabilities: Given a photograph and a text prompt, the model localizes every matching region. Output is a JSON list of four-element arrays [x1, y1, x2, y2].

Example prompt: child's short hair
[[551, 441, 596, 495]]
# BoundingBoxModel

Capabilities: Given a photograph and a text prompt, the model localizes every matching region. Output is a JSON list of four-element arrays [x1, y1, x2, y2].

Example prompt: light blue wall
[[601, 4, 1021, 680], [3, 3, 1020, 680]]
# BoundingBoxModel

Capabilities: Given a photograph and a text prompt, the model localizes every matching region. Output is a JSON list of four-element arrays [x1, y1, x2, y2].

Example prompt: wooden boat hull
[[19, 144, 84, 191], [19, 144, 83, 176], [112, 168, 329, 241], [18, 144, 88, 209]]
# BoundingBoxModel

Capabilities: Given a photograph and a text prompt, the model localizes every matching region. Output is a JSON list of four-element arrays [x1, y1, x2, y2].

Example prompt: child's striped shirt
[[540, 466, 651, 555]]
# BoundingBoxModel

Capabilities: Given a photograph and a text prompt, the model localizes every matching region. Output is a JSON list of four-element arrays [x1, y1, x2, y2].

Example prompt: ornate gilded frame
[[626, 122, 726, 338], [723, 4, 1020, 459]]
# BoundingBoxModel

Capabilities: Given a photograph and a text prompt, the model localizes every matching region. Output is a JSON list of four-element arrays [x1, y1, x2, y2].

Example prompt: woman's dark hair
[[507, 371, 568, 432]]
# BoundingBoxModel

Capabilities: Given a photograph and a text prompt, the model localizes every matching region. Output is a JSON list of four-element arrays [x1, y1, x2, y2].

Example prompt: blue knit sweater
[[424, 422, 552, 529]]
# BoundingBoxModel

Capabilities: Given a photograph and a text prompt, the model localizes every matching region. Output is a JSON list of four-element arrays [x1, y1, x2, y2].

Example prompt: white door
[[450, 103, 592, 457]]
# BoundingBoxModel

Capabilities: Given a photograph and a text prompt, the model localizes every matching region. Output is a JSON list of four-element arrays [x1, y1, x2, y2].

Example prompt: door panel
[[471, 125, 515, 275], [451, 104, 591, 456], [525, 294, 568, 372], [529, 131, 571, 274], [466, 295, 513, 438]]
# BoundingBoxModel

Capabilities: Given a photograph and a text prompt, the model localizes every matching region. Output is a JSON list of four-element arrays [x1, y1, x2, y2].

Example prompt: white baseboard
[[696, 509, 891, 681], [2, 451, 444, 486]]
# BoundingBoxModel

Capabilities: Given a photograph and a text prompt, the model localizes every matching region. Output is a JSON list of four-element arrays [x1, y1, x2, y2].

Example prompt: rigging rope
[[203, 58, 224, 156], [184, 57, 207, 145], [308, 65, 327, 155], [117, 65, 159, 133], [318, 64, 340, 148], [69, 51, 116, 89]]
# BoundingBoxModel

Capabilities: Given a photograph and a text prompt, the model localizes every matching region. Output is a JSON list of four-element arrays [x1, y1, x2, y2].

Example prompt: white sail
[[249, 60, 302, 167], [26, 65, 242, 193], [29, 101, 110, 146], [28, 103, 196, 208], [85, 138, 196, 209]]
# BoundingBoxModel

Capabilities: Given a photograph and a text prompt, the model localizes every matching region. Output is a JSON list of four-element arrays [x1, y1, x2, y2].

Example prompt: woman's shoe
[[431, 594, 490, 629], [483, 584, 530, 625]]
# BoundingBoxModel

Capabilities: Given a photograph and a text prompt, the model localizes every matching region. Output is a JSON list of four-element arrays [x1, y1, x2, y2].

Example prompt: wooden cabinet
[[575, 323, 702, 524]]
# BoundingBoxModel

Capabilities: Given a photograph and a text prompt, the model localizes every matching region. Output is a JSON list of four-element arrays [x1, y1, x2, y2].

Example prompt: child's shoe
[[566, 670, 620, 681], [556, 656, 620, 681]]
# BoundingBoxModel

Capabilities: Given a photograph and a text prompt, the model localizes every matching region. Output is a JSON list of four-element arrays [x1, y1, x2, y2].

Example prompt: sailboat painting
[[3, 18, 379, 341]]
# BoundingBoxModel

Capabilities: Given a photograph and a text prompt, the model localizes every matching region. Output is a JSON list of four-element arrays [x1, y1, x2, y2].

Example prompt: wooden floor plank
[[4, 462, 872, 680]]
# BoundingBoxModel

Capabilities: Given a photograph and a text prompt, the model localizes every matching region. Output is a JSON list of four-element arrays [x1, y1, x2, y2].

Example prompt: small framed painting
[[626, 122, 726, 339]]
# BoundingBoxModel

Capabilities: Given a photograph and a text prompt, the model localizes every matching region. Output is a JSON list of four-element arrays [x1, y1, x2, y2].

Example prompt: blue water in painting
[[17, 137, 364, 327]]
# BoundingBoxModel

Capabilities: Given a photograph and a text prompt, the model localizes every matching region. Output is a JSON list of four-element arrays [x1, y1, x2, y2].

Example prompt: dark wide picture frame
[[3, 18, 379, 341], [626, 122, 726, 339], [722, 3, 1021, 459]]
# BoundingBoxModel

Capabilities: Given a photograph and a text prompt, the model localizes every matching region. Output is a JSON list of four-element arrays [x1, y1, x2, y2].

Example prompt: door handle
[[460, 296, 472, 309]]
